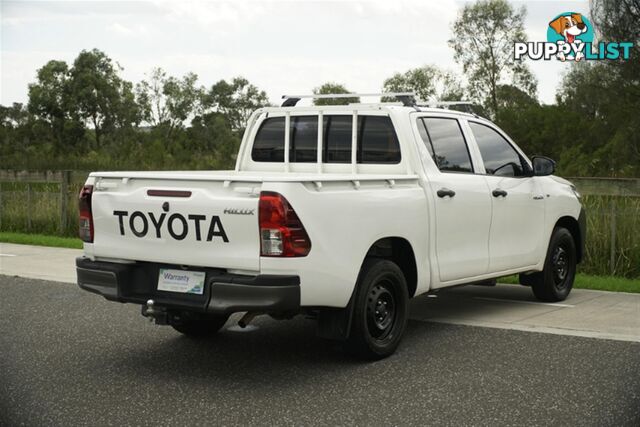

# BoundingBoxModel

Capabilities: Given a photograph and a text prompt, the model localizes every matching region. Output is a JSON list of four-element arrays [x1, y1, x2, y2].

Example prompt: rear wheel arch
[[316, 237, 417, 342], [363, 237, 418, 298]]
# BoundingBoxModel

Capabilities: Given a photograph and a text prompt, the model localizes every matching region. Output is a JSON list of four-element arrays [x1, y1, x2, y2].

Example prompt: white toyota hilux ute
[[76, 94, 586, 359]]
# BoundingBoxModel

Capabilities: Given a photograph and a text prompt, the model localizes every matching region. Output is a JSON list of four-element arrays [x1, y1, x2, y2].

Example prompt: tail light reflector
[[79, 185, 94, 243], [259, 192, 311, 257]]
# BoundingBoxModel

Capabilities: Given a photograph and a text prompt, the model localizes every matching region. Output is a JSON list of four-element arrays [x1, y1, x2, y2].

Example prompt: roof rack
[[418, 101, 479, 115], [418, 101, 473, 108], [281, 92, 416, 107]]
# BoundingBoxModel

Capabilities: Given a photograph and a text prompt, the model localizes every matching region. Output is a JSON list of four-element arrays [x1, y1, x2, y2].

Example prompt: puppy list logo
[[514, 12, 633, 62]]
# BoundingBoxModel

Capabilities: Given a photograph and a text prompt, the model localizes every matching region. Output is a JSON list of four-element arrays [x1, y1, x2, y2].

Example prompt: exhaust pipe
[[238, 312, 258, 328]]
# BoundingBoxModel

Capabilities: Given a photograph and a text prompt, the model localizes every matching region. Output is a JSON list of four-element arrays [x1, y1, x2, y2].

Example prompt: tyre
[[170, 312, 229, 337], [529, 227, 577, 302], [346, 258, 409, 360]]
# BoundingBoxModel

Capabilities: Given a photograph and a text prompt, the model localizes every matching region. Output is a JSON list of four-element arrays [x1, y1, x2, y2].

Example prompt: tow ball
[[141, 299, 169, 325]]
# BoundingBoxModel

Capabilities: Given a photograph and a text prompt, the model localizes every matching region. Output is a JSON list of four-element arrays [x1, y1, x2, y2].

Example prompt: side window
[[323, 116, 352, 163], [420, 118, 473, 173], [358, 116, 401, 164], [252, 117, 285, 162], [290, 117, 317, 162], [417, 119, 435, 158], [469, 122, 526, 177]]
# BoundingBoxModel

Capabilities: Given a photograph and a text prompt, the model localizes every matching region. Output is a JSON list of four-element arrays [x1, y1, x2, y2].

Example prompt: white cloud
[[151, 0, 267, 28], [107, 22, 151, 38]]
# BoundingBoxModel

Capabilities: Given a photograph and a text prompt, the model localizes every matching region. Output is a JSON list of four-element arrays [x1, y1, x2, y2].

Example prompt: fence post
[[59, 171, 71, 235], [27, 182, 32, 231], [0, 181, 2, 230], [610, 198, 616, 275]]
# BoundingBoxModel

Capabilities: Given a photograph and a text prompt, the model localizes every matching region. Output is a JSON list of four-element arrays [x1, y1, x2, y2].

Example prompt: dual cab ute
[[76, 93, 585, 359]]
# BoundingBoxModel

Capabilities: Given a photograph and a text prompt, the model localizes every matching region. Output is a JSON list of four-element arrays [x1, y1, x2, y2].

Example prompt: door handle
[[492, 189, 508, 198], [437, 188, 456, 198]]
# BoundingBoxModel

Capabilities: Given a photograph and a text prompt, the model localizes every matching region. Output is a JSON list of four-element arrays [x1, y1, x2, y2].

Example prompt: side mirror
[[532, 156, 555, 176]]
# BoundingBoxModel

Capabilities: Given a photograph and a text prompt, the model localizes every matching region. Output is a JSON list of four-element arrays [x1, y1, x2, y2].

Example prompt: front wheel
[[346, 258, 409, 360], [530, 227, 577, 302]]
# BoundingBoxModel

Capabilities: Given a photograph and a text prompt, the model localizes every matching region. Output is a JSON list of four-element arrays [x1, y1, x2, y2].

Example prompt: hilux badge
[[224, 208, 254, 215]]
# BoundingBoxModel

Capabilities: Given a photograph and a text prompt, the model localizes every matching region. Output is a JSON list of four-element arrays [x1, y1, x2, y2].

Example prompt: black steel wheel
[[367, 281, 397, 340], [346, 258, 409, 360], [531, 227, 577, 302]]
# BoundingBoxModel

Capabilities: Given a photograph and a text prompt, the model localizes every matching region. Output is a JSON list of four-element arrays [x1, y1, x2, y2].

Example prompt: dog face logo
[[547, 12, 593, 61], [549, 14, 587, 44]]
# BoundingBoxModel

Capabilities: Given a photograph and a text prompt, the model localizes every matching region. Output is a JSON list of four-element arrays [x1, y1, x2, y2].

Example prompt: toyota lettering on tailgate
[[112, 211, 229, 242]]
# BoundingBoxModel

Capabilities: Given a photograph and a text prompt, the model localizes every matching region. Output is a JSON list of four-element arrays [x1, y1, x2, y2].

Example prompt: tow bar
[[142, 299, 168, 325]]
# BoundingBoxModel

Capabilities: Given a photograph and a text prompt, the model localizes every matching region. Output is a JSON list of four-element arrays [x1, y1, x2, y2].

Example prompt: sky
[[1, 0, 590, 107]]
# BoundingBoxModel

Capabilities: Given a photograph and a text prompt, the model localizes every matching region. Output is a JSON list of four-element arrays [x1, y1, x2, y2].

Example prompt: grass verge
[[0, 232, 82, 249], [500, 273, 639, 293]]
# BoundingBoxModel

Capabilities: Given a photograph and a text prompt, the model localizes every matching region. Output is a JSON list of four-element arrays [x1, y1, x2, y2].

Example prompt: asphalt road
[[1, 275, 639, 426]]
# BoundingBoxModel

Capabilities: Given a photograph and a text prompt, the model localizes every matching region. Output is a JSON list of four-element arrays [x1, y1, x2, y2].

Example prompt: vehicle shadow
[[96, 315, 438, 387]]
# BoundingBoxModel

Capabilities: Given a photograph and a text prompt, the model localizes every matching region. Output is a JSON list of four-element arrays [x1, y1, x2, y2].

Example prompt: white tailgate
[[90, 178, 261, 271]]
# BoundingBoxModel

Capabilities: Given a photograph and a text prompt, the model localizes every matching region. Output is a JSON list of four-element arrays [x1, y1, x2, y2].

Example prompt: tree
[[312, 82, 359, 105], [135, 68, 169, 127], [495, 84, 538, 111], [162, 72, 203, 135], [136, 68, 204, 137], [591, 0, 640, 81], [189, 112, 242, 169], [588, 0, 640, 176], [556, 62, 639, 177], [2, 103, 30, 128], [382, 65, 464, 102], [27, 60, 69, 125], [68, 49, 140, 148], [448, 0, 536, 117], [205, 77, 269, 131], [27, 60, 85, 153], [556, 62, 618, 120]]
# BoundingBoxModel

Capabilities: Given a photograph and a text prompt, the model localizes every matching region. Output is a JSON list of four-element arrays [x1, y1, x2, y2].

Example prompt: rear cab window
[[251, 115, 401, 164]]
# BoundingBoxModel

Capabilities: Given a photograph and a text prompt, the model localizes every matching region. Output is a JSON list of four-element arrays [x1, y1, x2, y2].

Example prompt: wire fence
[[0, 170, 638, 278]]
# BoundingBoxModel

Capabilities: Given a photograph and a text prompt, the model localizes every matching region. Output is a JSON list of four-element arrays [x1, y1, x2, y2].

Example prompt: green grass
[[0, 232, 82, 249], [499, 273, 640, 293]]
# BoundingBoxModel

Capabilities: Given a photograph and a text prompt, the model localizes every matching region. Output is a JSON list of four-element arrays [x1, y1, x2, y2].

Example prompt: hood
[[549, 175, 574, 187]]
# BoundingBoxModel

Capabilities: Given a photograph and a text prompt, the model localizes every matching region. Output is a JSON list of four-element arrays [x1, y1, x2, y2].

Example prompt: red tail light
[[259, 191, 311, 257], [79, 185, 94, 243]]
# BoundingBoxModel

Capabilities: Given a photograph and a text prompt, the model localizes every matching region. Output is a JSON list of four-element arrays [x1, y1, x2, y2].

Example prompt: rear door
[[415, 116, 492, 283], [466, 120, 545, 271], [90, 177, 261, 271]]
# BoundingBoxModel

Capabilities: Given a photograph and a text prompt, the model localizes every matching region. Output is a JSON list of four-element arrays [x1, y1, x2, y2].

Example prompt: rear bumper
[[76, 257, 300, 315]]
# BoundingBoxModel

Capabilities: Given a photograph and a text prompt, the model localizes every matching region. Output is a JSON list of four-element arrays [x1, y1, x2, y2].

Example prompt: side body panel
[[259, 179, 429, 308]]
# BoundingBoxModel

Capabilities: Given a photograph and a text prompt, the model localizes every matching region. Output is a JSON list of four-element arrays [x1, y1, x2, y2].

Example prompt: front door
[[467, 121, 545, 271]]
